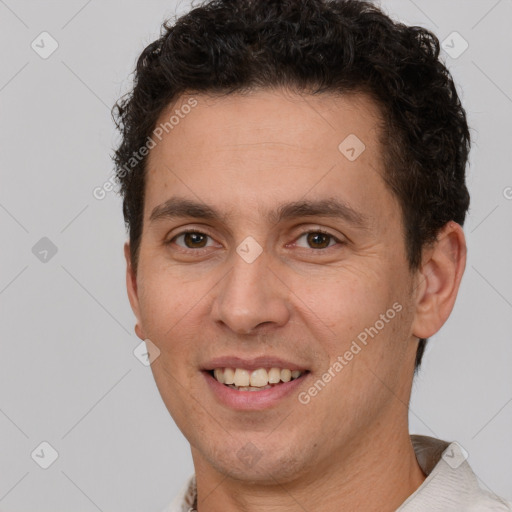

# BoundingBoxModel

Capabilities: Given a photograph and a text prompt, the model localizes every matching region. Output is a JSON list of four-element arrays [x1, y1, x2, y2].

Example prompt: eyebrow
[[149, 196, 369, 229]]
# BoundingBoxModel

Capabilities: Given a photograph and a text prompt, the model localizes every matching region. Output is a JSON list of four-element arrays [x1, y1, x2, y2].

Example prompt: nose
[[211, 248, 291, 336]]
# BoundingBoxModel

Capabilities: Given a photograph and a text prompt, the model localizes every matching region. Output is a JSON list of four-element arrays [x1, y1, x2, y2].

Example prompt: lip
[[202, 356, 308, 372], [202, 370, 309, 411]]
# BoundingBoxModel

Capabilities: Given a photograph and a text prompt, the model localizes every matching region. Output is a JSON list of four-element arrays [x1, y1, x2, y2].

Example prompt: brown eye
[[306, 232, 332, 249], [172, 231, 212, 249], [183, 232, 207, 248], [295, 231, 339, 250]]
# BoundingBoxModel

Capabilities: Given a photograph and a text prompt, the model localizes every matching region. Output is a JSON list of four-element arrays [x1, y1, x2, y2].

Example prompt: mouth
[[206, 367, 309, 391]]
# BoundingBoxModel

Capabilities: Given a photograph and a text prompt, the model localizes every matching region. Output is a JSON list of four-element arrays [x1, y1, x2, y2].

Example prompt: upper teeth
[[213, 367, 303, 387]]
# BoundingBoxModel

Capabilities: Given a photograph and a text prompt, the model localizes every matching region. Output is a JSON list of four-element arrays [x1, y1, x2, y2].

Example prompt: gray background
[[0, 0, 511, 510]]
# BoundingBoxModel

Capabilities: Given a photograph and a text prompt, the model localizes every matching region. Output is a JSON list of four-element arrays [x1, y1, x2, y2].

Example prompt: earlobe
[[124, 242, 146, 340], [134, 323, 145, 340], [411, 221, 467, 339]]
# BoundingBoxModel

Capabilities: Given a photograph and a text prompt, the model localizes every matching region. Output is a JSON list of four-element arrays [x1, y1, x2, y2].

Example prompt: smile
[[210, 367, 305, 391]]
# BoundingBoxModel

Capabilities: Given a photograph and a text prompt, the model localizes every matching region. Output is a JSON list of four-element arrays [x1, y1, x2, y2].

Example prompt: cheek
[[136, 275, 195, 380], [137, 264, 203, 332], [291, 265, 396, 349]]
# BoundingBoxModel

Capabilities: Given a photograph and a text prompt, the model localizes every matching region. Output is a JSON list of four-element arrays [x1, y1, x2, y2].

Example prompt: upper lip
[[202, 356, 309, 372]]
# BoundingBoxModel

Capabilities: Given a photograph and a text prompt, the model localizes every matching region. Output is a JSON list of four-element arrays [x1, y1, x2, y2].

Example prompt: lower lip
[[202, 371, 309, 410]]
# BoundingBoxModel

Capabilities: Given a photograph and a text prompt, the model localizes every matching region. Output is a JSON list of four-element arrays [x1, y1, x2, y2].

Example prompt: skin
[[124, 88, 467, 511]]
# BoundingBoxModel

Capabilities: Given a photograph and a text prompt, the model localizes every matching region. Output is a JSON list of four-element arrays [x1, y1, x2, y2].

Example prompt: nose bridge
[[212, 243, 290, 334]]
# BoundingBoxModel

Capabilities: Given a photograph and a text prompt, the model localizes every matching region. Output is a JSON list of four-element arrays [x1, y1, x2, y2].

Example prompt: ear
[[124, 242, 146, 340], [411, 221, 467, 339]]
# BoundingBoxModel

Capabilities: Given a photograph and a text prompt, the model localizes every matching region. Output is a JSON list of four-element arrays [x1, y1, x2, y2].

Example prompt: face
[[126, 89, 422, 484]]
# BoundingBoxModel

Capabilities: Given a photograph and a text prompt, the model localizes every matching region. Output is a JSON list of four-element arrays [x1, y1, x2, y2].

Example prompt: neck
[[191, 422, 427, 512]]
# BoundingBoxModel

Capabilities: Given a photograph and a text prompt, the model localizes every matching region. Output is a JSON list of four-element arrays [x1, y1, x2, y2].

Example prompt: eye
[[294, 230, 342, 250], [170, 230, 216, 250]]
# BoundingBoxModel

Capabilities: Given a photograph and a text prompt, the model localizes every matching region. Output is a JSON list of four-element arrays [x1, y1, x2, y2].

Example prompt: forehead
[[143, 88, 395, 228], [149, 88, 383, 161]]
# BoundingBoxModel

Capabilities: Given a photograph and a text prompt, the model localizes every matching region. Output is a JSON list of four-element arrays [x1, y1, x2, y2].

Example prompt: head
[[113, 0, 469, 486]]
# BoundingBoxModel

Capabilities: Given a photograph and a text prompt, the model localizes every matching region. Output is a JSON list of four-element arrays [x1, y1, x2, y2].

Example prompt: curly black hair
[[112, 0, 471, 372]]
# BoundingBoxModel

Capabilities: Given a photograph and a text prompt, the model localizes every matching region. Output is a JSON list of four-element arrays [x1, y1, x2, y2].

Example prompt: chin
[[203, 442, 312, 485]]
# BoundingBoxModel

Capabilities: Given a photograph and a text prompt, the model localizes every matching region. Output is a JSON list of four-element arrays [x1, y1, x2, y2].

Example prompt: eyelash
[[166, 228, 344, 254]]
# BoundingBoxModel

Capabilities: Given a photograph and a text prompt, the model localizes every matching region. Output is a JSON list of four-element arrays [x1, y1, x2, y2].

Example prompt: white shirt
[[161, 435, 512, 511]]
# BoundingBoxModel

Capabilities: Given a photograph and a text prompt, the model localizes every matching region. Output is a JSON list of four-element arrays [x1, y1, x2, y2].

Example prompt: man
[[112, 0, 511, 510]]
